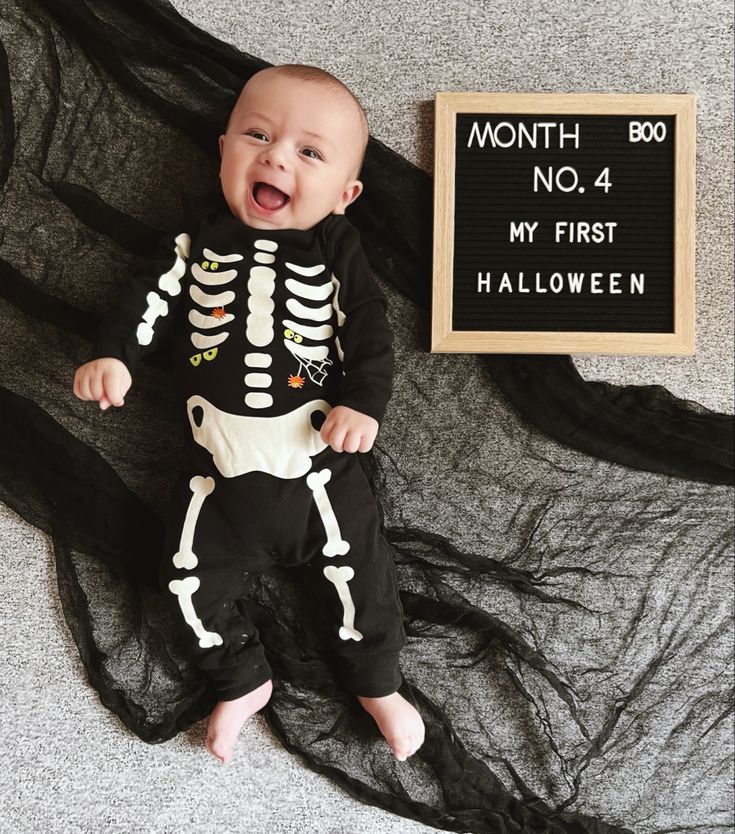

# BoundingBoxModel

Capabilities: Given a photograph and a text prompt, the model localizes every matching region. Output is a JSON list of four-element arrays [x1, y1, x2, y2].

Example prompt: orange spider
[[210, 307, 227, 319], [288, 374, 305, 389]]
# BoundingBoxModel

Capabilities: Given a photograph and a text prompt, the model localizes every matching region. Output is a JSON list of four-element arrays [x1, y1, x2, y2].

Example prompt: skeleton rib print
[[282, 259, 337, 391], [187, 247, 239, 369], [185, 238, 343, 409]]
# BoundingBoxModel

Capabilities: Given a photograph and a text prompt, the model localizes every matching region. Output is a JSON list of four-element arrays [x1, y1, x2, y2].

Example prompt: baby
[[73, 64, 425, 765]]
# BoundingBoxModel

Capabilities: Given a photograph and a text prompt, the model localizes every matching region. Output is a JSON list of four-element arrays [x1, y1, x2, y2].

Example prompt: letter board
[[431, 93, 696, 354]]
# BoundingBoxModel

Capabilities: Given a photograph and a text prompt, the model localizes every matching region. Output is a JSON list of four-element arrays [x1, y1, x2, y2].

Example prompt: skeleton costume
[[90, 192, 407, 700]]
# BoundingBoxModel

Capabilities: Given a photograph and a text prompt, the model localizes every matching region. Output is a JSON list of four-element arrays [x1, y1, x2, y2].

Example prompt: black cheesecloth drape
[[0, 2, 733, 832]]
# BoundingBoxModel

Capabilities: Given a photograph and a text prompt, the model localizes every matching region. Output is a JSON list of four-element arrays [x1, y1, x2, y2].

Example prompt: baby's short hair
[[230, 63, 370, 178]]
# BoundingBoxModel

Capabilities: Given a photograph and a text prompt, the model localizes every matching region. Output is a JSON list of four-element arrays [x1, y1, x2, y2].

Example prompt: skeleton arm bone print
[[89, 231, 192, 374]]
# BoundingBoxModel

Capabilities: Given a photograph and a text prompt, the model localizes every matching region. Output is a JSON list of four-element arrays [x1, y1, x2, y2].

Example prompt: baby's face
[[219, 71, 364, 231]]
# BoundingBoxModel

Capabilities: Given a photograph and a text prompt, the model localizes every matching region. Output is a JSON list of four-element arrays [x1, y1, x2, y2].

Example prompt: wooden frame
[[431, 93, 696, 354]]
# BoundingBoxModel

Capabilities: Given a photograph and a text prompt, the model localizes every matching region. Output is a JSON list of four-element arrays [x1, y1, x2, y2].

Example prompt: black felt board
[[452, 113, 675, 332]]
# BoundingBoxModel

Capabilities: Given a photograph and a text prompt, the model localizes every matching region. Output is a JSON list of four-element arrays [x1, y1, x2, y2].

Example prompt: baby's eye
[[301, 147, 323, 160], [246, 130, 268, 142]]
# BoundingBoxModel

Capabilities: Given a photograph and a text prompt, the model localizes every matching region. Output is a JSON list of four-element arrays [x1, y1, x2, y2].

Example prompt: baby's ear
[[333, 180, 363, 215], [218, 135, 225, 158]]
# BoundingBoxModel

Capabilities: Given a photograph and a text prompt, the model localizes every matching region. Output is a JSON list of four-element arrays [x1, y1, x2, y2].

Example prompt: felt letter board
[[431, 93, 696, 354]]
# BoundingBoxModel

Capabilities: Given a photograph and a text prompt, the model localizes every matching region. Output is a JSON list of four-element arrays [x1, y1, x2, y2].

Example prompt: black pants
[[159, 445, 407, 700]]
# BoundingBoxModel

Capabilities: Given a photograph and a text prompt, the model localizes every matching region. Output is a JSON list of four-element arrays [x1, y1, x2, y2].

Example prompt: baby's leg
[[166, 583, 274, 764], [301, 453, 424, 760], [206, 678, 273, 764], [186, 590, 273, 764], [161, 471, 275, 763], [173, 588, 274, 764]]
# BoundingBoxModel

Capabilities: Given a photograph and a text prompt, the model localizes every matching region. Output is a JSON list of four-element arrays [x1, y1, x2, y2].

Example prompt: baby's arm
[[73, 357, 132, 411], [73, 231, 190, 410], [322, 218, 394, 453]]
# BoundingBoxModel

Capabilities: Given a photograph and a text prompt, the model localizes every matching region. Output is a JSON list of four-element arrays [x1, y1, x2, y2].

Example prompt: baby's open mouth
[[252, 182, 290, 211]]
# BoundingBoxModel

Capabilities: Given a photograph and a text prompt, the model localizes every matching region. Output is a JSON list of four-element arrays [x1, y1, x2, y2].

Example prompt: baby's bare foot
[[357, 691, 425, 761], [206, 678, 273, 764]]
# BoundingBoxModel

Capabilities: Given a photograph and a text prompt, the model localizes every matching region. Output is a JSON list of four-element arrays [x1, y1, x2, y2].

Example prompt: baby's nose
[[261, 144, 289, 169]]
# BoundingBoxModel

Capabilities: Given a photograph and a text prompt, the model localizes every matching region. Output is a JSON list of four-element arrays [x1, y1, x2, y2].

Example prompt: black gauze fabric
[[0, 2, 733, 833]]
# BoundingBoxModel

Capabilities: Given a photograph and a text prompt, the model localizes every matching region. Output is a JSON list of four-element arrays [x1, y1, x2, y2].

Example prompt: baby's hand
[[320, 406, 379, 453], [73, 357, 132, 411]]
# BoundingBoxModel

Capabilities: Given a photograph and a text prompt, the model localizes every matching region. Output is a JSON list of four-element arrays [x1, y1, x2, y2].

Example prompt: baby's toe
[[390, 733, 417, 761], [206, 734, 232, 764]]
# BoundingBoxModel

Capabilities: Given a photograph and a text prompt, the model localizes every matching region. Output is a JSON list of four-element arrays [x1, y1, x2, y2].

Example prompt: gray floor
[[2, 1, 732, 832]]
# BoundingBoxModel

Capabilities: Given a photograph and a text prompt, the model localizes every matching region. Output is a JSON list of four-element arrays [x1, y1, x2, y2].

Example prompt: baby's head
[[219, 65, 369, 231]]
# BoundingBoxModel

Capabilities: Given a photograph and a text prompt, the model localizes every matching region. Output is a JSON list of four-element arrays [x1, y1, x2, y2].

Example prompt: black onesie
[[91, 194, 407, 700]]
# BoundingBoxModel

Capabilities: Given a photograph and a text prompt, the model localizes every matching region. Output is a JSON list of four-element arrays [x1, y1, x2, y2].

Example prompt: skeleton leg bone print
[[172, 475, 215, 569], [168, 576, 224, 648], [307, 469, 351, 557], [323, 566, 364, 641]]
